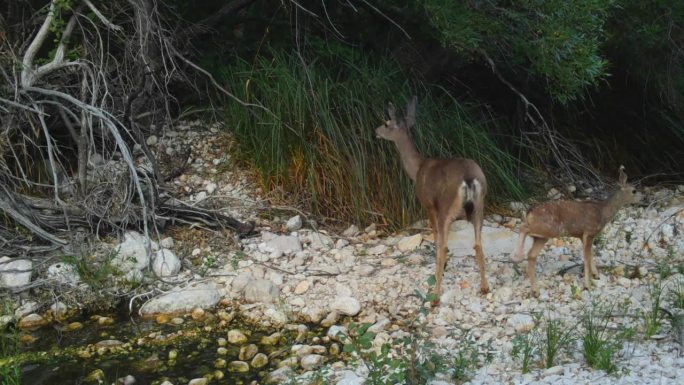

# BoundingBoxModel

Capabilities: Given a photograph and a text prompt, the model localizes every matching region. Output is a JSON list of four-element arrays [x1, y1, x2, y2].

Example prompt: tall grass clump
[[213, 45, 525, 227]]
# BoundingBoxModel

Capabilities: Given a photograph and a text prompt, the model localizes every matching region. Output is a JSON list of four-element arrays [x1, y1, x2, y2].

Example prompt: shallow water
[[13, 311, 312, 385]]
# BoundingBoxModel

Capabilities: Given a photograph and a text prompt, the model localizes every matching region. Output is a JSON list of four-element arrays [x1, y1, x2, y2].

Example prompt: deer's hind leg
[[432, 215, 450, 306], [581, 234, 596, 289], [526, 237, 548, 298], [471, 199, 490, 294]]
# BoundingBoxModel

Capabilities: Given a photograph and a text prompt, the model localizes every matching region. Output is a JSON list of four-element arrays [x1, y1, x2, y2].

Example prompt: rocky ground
[[2, 121, 683, 384]]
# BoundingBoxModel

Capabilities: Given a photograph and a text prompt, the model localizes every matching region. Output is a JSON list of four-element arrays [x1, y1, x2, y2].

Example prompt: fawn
[[375, 96, 490, 303], [512, 166, 641, 297]]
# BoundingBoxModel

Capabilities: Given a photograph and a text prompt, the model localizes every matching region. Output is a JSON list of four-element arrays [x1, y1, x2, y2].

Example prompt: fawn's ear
[[405, 96, 417, 129], [618, 165, 628, 186], [387, 103, 396, 122]]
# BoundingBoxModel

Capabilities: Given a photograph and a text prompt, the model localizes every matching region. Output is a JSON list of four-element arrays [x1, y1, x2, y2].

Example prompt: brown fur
[[376, 97, 489, 304], [512, 167, 641, 297]]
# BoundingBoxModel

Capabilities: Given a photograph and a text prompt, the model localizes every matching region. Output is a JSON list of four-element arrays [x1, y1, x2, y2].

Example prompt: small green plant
[[643, 279, 665, 338], [60, 250, 117, 290], [0, 324, 21, 385], [342, 322, 408, 384], [452, 331, 491, 382], [581, 303, 634, 374], [339, 278, 486, 384], [511, 330, 539, 374], [230, 251, 247, 270], [593, 234, 606, 249], [542, 317, 575, 368]]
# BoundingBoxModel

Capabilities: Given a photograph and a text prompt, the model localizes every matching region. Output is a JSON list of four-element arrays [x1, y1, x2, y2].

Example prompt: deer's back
[[525, 200, 606, 238], [415, 158, 486, 208]]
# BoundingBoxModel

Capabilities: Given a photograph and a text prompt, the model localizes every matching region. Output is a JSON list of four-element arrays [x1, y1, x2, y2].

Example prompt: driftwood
[[0, 0, 259, 257]]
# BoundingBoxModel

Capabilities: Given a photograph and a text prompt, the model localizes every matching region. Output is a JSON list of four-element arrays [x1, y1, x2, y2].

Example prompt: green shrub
[[213, 45, 526, 228]]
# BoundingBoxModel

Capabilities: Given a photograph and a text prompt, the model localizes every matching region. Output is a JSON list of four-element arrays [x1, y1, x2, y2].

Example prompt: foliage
[[0, 317, 21, 385], [425, 0, 615, 104], [643, 278, 665, 338], [581, 302, 635, 374], [339, 279, 489, 384], [214, 44, 526, 228]]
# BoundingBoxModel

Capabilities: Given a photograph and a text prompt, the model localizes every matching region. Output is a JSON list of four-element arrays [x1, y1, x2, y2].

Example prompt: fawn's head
[[612, 165, 642, 205], [376, 96, 417, 142]]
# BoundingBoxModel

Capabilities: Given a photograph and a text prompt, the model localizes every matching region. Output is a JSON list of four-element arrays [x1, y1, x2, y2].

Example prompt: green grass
[[211, 45, 527, 228], [581, 303, 634, 374], [0, 314, 21, 385], [542, 317, 575, 369]]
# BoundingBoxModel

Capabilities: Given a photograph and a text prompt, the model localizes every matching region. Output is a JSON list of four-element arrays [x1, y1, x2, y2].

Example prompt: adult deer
[[375, 97, 490, 304], [512, 166, 641, 297]]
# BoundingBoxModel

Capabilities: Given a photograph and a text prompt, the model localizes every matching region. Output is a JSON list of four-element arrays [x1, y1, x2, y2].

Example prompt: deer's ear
[[405, 96, 417, 128], [387, 103, 396, 122], [618, 165, 628, 185]]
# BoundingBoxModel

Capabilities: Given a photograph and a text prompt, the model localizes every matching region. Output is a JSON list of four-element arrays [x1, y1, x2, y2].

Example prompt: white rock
[[266, 366, 293, 384], [396, 234, 422, 252], [447, 226, 531, 258], [308, 232, 334, 250], [50, 302, 68, 318], [286, 215, 303, 231], [206, 182, 217, 194], [336, 370, 364, 385], [191, 248, 201, 257], [294, 280, 310, 295], [266, 235, 302, 255], [331, 296, 361, 316], [493, 286, 513, 302], [264, 308, 288, 325], [231, 272, 254, 293], [194, 191, 207, 201], [300, 354, 324, 370], [152, 249, 181, 277], [14, 301, 39, 318], [159, 237, 175, 249], [290, 297, 306, 307], [0, 257, 32, 288], [357, 265, 375, 276], [506, 313, 535, 333], [244, 279, 279, 303], [0, 315, 12, 330], [368, 318, 390, 333], [342, 225, 359, 237], [543, 365, 565, 377], [146, 135, 158, 146], [47, 262, 81, 285], [509, 201, 528, 212], [368, 244, 387, 255], [547, 187, 561, 199], [113, 231, 152, 272], [140, 282, 220, 315], [327, 325, 348, 342]]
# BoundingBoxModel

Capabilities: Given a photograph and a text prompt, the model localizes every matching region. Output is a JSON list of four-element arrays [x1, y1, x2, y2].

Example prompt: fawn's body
[[376, 97, 489, 303], [512, 167, 640, 297]]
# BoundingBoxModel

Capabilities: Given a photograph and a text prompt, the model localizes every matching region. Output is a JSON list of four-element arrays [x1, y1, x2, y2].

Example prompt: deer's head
[[376, 96, 417, 142], [613, 166, 642, 205]]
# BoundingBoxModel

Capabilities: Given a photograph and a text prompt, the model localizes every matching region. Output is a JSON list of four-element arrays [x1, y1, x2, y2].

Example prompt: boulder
[[331, 296, 361, 316], [152, 249, 181, 277], [244, 279, 279, 303], [0, 257, 32, 288], [139, 282, 220, 315]]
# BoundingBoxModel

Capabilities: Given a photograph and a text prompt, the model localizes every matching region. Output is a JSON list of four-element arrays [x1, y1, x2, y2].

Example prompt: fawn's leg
[[472, 201, 489, 294], [526, 237, 548, 298], [511, 224, 529, 262], [582, 234, 596, 290]]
